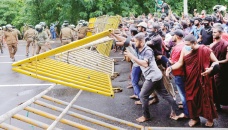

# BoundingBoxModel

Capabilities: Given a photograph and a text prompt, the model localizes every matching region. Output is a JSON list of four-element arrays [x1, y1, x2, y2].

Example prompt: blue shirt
[[191, 26, 202, 39]]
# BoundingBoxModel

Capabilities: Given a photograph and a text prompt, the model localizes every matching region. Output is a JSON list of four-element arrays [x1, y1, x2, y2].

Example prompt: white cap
[[137, 22, 147, 28]]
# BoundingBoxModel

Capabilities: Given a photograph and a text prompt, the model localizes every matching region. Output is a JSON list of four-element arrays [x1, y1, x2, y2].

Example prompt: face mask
[[195, 23, 199, 26], [185, 45, 192, 51], [204, 23, 209, 28]]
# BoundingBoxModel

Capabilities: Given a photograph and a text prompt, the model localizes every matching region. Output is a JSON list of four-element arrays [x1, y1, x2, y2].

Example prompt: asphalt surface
[[0, 39, 227, 130]]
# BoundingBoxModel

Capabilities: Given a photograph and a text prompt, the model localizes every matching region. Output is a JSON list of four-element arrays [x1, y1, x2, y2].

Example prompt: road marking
[[0, 55, 25, 57], [0, 84, 57, 88], [0, 62, 13, 64]]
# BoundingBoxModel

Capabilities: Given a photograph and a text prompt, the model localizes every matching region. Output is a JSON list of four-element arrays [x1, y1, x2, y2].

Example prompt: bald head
[[184, 34, 197, 44]]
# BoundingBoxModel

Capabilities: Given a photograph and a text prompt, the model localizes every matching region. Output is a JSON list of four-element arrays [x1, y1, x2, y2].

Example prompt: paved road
[[0, 40, 227, 129]]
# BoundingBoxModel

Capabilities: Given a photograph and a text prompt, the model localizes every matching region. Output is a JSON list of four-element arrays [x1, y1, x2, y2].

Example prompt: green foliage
[[1, 0, 228, 29]]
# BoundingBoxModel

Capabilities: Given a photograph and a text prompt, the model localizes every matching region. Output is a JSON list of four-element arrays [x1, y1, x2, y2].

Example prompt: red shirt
[[222, 33, 228, 42], [170, 43, 185, 76]]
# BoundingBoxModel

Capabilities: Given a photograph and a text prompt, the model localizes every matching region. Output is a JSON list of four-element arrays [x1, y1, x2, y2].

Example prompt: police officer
[[40, 22, 52, 50], [12, 26, 21, 39], [70, 24, 77, 41], [0, 27, 4, 53], [34, 24, 48, 54], [78, 22, 90, 40], [4, 24, 18, 61], [60, 21, 74, 45], [22, 23, 29, 39], [24, 25, 36, 56]]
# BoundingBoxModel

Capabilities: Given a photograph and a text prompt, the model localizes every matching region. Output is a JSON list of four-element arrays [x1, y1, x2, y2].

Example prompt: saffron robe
[[211, 39, 228, 105], [184, 45, 218, 120]]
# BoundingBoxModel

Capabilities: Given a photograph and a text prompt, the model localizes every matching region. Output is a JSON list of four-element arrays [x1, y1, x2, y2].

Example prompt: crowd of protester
[[110, 6, 228, 127]]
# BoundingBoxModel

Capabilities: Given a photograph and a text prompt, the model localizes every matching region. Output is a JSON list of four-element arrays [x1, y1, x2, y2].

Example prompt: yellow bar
[[33, 61, 107, 78], [21, 66, 111, 92], [12, 30, 112, 67], [24, 106, 95, 130], [59, 53, 112, 73], [12, 114, 51, 129], [31, 60, 109, 83], [67, 50, 113, 67], [13, 68, 114, 97], [0, 123, 23, 130], [38, 59, 108, 77], [34, 100, 123, 130], [26, 64, 109, 86]]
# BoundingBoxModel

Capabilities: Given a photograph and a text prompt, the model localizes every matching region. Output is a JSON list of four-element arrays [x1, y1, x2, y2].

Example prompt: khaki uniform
[[13, 29, 21, 37], [45, 28, 51, 38], [35, 31, 48, 54], [78, 26, 88, 40], [4, 30, 18, 59], [72, 28, 78, 41], [45, 28, 52, 50], [24, 28, 36, 56], [0, 30, 4, 53], [60, 27, 74, 45], [22, 26, 29, 39]]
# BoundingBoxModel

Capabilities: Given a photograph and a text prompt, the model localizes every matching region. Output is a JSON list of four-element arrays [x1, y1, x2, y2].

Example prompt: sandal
[[136, 116, 150, 123]]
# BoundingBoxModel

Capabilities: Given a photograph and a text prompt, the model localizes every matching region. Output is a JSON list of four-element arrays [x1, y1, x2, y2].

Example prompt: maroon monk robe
[[211, 39, 228, 105], [184, 45, 218, 120]]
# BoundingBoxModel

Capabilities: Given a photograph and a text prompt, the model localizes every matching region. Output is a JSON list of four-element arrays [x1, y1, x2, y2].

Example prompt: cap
[[173, 29, 184, 37], [137, 22, 147, 28], [203, 16, 212, 22]]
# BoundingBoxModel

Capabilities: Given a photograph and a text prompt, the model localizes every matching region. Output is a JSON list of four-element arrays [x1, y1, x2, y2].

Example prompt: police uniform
[[24, 27, 36, 56], [13, 28, 21, 39], [22, 25, 29, 38], [60, 27, 74, 45], [78, 26, 89, 40], [4, 30, 18, 60], [44, 27, 52, 50], [35, 31, 48, 54]]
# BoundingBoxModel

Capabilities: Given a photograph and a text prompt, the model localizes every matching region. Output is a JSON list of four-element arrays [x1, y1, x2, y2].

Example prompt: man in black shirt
[[198, 16, 213, 45]]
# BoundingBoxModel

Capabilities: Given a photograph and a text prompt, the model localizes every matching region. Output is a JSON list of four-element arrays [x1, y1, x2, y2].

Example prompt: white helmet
[[6, 24, 13, 29]]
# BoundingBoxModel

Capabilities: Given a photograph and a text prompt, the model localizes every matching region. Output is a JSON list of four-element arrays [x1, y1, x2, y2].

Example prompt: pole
[[184, 0, 188, 15]]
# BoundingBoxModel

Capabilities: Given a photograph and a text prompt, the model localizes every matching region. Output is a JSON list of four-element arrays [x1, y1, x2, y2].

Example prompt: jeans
[[174, 76, 189, 117], [140, 79, 179, 118], [131, 66, 142, 97], [51, 32, 56, 40]]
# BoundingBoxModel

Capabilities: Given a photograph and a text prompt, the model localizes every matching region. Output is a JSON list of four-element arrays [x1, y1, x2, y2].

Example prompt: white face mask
[[184, 45, 192, 51]]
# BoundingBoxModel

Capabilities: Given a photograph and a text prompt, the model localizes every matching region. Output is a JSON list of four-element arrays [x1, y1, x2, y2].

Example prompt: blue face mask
[[185, 45, 192, 51]]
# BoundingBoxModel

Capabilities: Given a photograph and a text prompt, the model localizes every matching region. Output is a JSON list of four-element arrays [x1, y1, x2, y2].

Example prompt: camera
[[213, 5, 227, 13]]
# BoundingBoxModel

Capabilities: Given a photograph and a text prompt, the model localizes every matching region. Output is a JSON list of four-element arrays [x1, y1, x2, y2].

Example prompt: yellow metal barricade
[[12, 30, 114, 97], [87, 17, 96, 37], [96, 16, 121, 56]]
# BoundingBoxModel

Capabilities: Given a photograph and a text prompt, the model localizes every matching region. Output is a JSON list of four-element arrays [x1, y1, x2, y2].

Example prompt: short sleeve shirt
[[137, 45, 162, 81]]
